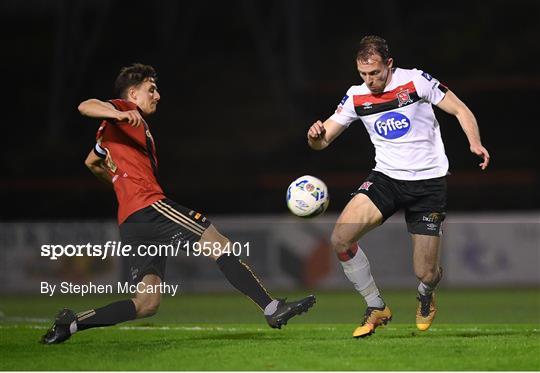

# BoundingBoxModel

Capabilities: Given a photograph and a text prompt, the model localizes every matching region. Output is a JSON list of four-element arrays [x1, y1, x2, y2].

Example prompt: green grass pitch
[[1, 289, 539, 370]]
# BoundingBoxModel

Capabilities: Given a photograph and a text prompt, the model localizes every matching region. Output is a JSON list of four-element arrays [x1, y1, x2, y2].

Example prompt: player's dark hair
[[114, 63, 157, 99], [356, 35, 390, 62]]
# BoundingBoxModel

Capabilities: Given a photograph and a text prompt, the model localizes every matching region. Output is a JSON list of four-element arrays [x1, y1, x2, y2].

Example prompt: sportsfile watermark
[[40, 240, 251, 260]]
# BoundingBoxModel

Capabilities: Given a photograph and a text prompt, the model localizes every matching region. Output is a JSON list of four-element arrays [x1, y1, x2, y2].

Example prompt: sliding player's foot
[[265, 295, 316, 329], [41, 308, 76, 344]]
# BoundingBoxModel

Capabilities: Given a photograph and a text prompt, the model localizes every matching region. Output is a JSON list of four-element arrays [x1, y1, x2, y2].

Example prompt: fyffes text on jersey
[[374, 112, 411, 139]]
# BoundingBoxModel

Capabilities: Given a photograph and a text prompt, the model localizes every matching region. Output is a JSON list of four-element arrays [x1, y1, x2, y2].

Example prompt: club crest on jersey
[[374, 112, 411, 139], [359, 181, 373, 191], [396, 89, 413, 107]]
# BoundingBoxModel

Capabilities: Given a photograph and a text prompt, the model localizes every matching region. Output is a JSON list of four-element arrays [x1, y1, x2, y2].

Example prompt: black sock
[[216, 255, 273, 310], [76, 300, 137, 331]]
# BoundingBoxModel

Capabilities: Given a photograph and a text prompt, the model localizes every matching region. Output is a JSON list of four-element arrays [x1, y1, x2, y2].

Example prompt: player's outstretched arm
[[436, 90, 490, 170], [84, 148, 112, 185], [78, 99, 143, 127], [307, 119, 346, 150]]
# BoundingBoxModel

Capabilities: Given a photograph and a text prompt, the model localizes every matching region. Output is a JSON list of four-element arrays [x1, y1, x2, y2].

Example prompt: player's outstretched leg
[[41, 275, 160, 344], [201, 225, 316, 329], [40, 299, 137, 344]]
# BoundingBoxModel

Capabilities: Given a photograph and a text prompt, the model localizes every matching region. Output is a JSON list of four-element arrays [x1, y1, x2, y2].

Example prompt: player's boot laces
[[40, 308, 76, 344], [352, 305, 392, 338], [416, 293, 436, 331], [265, 295, 316, 329]]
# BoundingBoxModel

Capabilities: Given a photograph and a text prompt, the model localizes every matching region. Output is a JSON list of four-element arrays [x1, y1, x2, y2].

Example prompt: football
[[286, 175, 329, 218]]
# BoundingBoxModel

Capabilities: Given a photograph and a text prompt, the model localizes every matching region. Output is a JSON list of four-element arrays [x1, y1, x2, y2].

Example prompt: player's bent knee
[[143, 301, 160, 317], [330, 232, 352, 253], [200, 225, 228, 245], [199, 224, 231, 260], [134, 298, 161, 318]]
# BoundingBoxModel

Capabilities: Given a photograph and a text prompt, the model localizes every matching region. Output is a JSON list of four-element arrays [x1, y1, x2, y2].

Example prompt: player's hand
[[470, 144, 490, 170], [307, 120, 326, 141], [115, 110, 143, 128]]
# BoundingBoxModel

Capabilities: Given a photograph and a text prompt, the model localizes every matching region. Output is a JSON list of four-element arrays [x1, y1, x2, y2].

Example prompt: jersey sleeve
[[107, 99, 147, 148], [413, 69, 448, 105], [329, 87, 358, 127]]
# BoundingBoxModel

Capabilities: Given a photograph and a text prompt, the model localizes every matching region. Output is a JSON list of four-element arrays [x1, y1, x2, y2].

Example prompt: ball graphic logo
[[374, 112, 411, 139]]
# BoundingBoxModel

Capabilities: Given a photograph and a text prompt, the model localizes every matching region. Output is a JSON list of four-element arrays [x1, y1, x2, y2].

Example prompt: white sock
[[69, 320, 78, 334], [418, 282, 435, 296], [340, 245, 385, 308], [263, 299, 279, 316]]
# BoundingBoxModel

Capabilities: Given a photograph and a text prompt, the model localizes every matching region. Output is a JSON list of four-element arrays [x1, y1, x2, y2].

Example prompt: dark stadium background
[[1, 5, 539, 370], [1, 0, 538, 219]]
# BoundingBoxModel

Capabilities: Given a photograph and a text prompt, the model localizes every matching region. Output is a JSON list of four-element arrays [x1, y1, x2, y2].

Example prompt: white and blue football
[[286, 175, 329, 218]]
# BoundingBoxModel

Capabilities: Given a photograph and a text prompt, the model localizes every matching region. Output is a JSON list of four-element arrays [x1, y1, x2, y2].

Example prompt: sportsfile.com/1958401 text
[[40, 240, 250, 260]]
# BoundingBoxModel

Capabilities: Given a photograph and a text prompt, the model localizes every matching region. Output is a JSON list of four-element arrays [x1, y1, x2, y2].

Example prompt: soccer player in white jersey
[[307, 35, 490, 338]]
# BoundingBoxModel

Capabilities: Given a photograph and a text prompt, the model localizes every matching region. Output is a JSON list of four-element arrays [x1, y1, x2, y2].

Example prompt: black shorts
[[119, 198, 211, 284], [353, 171, 447, 236]]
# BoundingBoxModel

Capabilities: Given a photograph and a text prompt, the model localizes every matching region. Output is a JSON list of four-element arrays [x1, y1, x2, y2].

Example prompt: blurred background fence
[[1, 212, 538, 294]]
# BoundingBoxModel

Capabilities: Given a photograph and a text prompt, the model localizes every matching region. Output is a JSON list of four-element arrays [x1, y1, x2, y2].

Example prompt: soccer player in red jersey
[[41, 64, 315, 344]]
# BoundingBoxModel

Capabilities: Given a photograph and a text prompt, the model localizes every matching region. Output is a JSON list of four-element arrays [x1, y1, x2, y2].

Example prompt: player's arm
[[436, 90, 490, 170], [78, 99, 143, 127], [307, 119, 347, 150], [84, 148, 112, 185]]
